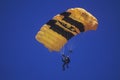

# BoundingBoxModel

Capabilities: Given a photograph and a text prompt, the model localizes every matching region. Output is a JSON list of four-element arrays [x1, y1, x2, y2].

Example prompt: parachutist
[[62, 54, 70, 71]]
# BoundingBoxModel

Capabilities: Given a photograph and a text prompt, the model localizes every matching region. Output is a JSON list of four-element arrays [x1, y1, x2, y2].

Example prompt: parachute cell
[[35, 8, 98, 52]]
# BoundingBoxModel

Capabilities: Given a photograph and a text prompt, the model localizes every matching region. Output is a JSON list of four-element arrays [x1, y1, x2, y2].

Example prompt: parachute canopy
[[35, 8, 98, 52]]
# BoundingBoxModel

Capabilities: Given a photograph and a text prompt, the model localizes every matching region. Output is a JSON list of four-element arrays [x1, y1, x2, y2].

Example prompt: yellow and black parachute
[[35, 8, 98, 52]]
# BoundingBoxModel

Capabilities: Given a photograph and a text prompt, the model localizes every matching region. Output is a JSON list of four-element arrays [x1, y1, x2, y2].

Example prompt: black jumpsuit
[[62, 55, 70, 71]]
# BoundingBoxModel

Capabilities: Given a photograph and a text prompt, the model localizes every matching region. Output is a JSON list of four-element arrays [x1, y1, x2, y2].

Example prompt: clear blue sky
[[1, 0, 120, 80]]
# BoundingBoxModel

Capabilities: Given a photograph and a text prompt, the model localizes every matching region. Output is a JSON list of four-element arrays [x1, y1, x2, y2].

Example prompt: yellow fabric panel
[[45, 29, 67, 50], [36, 32, 60, 51], [67, 8, 98, 31], [35, 25, 67, 52], [36, 31, 61, 51], [38, 26, 61, 46], [43, 31, 63, 49], [45, 29, 67, 46], [36, 34, 55, 51]]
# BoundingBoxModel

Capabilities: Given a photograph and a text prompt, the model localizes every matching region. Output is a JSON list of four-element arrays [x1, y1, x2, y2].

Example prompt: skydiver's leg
[[66, 63, 69, 68], [62, 63, 66, 71]]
